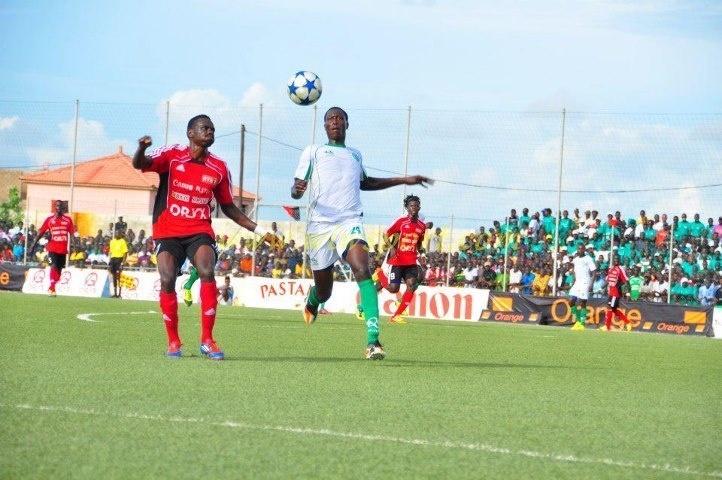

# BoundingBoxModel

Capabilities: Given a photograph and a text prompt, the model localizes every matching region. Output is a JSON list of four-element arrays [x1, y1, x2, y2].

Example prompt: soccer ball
[[287, 71, 322, 106]]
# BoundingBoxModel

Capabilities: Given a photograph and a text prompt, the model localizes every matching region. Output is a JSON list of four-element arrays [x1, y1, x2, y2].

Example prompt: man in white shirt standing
[[569, 244, 598, 331]]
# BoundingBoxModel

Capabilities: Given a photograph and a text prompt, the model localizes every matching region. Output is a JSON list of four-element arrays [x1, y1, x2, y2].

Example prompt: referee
[[109, 229, 129, 298]]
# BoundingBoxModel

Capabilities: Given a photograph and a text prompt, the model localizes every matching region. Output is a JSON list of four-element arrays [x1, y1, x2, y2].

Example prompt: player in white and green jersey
[[568, 244, 597, 330], [291, 106, 432, 360]]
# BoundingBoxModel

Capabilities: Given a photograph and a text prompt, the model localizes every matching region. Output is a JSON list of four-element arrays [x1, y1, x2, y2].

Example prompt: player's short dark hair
[[324, 107, 348, 122], [404, 194, 420, 207], [187, 114, 211, 131]]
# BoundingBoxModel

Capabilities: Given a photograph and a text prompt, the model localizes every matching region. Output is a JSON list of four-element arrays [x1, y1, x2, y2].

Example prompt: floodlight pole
[[552, 108, 566, 296]]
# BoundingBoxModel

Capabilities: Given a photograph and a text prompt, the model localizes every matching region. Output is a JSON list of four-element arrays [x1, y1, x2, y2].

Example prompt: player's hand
[[138, 136, 152, 148], [407, 175, 434, 188], [293, 179, 308, 195]]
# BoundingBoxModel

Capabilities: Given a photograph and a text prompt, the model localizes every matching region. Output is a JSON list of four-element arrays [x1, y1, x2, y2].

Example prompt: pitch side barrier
[[485, 291, 715, 337], [0, 263, 30, 291], [18, 268, 719, 337]]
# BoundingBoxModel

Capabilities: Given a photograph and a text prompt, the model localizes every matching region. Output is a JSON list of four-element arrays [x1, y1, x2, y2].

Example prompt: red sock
[[160, 291, 180, 344], [605, 310, 612, 329], [394, 289, 414, 317], [200, 281, 219, 343], [49, 267, 59, 290], [616, 309, 629, 324]]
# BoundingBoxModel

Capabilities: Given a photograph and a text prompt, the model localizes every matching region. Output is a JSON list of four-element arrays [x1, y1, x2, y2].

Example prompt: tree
[[0, 186, 23, 224]]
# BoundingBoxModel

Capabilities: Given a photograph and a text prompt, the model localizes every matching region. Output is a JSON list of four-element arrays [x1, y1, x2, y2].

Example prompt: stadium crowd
[[3, 207, 722, 306]]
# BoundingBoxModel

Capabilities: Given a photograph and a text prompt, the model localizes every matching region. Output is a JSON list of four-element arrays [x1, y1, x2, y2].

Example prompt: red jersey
[[38, 214, 75, 254], [386, 215, 426, 266], [143, 144, 234, 239], [606, 265, 628, 298]]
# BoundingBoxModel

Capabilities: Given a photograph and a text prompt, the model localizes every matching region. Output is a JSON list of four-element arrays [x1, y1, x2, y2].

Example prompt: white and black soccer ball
[[287, 71, 322, 106]]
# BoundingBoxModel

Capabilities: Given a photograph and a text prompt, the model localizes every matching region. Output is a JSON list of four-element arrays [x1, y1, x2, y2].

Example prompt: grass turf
[[0, 290, 720, 479]]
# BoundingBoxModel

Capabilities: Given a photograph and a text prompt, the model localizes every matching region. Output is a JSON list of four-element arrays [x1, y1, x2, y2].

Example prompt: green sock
[[579, 307, 587, 325], [358, 279, 380, 344], [183, 267, 198, 290], [307, 286, 320, 308]]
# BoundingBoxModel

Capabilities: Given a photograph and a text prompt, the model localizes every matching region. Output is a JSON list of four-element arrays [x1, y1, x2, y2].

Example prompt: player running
[[600, 255, 632, 332], [29, 199, 78, 297], [357, 195, 428, 324], [569, 244, 597, 331], [133, 114, 279, 360]]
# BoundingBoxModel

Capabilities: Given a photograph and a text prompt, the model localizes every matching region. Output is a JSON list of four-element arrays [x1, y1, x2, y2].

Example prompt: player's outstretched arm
[[132, 136, 153, 169], [361, 175, 432, 191], [220, 203, 281, 249]]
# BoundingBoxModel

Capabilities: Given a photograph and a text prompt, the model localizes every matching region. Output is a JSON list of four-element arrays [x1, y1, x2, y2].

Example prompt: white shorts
[[306, 218, 366, 271], [569, 281, 591, 300]]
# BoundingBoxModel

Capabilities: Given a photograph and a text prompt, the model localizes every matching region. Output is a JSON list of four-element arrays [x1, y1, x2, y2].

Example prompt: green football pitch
[[1, 291, 720, 479]]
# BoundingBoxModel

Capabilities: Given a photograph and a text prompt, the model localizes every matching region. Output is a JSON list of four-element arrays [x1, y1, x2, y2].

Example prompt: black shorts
[[48, 252, 67, 270], [389, 264, 422, 285], [154, 234, 219, 272], [109, 257, 124, 274]]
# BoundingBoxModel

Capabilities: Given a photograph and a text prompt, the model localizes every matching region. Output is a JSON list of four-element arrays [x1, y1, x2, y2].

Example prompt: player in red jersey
[[356, 207, 432, 324], [383, 194, 427, 323], [29, 199, 78, 296], [133, 114, 278, 360], [601, 255, 632, 332]]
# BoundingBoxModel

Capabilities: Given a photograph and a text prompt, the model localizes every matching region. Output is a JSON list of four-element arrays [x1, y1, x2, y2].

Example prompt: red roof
[[20, 147, 257, 200]]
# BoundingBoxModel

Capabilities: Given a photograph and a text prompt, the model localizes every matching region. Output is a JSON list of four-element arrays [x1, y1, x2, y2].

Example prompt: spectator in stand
[[558, 210, 574, 242], [12, 236, 24, 261], [676, 213, 691, 242], [69, 244, 85, 267], [688, 213, 706, 239], [698, 277, 716, 306], [640, 273, 654, 301], [508, 263, 522, 293], [520, 266, 535, 294], [656, 224, 671, 249], [239, 252, 253, 276], [427, 227, 443, 253], [518, 208, 531, 235], [576, 209, 589, 229], [463, 260, 480, 288], [713, 217, 722, 240], [627, 267, 644, 301], [653, 213, 667, 232], [28, 200, 79, 296], [653, 274, 668, 303], [637, 210, 648, 227], [714, 276, 722, 305], [271, 261, 283, 278], [114, 216, 128, 236], [270, 221, 284, 242], [592, 271, 606, 299], [532, 266, 550, 296], [541, 208, 556, 240], [217, 275, 234, 306], [1, 240, 13, 261], [527, 212, 541, 239]]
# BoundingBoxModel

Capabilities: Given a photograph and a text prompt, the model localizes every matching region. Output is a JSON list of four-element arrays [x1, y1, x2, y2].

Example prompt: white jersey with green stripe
[[294, 143, 367, 223]]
